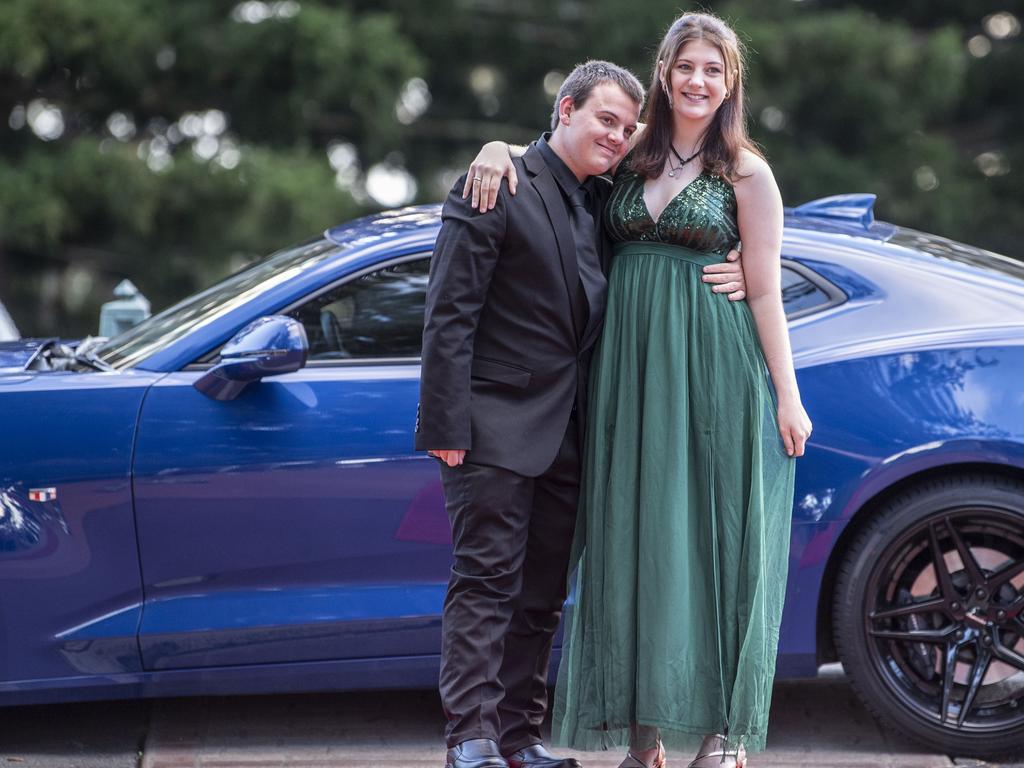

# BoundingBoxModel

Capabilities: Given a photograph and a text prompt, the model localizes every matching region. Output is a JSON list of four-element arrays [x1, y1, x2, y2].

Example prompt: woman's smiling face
[[665, 38, 730, 125]]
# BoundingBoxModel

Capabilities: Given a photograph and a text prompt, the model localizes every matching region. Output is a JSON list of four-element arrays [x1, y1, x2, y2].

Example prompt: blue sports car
[[1, 195, 1023, 758]]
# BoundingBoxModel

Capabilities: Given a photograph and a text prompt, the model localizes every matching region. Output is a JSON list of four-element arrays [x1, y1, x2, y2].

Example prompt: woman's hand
[[777, 400, 812, 458], [462, 141, 518, 212]]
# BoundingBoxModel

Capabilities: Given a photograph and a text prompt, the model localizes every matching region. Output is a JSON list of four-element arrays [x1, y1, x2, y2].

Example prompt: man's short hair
[[550, 60, 645, 131]]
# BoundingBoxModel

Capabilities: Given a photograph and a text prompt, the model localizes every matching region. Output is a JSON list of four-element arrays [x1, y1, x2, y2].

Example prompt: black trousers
[[438, 416, 580, 753]]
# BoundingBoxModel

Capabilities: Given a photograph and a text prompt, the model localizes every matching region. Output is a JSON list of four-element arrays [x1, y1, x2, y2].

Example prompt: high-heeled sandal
[[617, 740, 666, 768], [686, 734, 746, 768]]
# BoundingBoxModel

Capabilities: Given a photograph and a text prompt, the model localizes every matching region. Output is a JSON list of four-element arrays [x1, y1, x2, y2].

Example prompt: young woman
[[467, 13, 811, 767]]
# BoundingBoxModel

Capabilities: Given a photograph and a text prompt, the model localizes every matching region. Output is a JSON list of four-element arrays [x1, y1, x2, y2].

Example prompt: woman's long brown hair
[[630, 12, 763, 182]]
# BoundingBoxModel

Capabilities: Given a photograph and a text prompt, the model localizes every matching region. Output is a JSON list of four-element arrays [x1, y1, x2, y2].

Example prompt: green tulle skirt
[[553, 241, 796, 754]]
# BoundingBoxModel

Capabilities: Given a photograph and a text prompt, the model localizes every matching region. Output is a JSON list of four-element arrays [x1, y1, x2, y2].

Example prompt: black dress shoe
[[505, 743, 582, 768], [446, 738, 509, 768]]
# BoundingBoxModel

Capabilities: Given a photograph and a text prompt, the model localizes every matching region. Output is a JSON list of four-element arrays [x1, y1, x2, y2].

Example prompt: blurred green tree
[[808, 0, 1024, 257], [0, 0, 421, 333], [0, 0, 1020, 337]]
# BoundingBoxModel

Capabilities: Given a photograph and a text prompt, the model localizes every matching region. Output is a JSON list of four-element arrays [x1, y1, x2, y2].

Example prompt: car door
[[132, 254, 451, 670], [0, 370, 158, 691]]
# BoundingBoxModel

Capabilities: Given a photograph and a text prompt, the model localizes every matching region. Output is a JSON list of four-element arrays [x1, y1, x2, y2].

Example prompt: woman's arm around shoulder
[[463, 123, 647, 213], [463, 141, 524, 212]]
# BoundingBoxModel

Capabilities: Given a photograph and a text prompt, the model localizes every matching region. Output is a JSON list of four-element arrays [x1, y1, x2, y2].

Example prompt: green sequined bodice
[[604, 162, 739, 256]]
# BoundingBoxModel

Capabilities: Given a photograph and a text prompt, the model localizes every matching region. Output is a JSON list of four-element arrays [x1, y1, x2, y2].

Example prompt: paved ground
[[0, 696, 149, 768], [2, 670, 1022, 768]]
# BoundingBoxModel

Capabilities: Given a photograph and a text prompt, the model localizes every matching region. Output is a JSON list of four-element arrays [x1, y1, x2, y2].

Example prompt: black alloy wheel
[[834, 474, 1024, 759]]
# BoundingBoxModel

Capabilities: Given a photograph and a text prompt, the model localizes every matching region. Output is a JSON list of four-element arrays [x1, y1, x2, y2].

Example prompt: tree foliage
[[0, 0, 1020, 336], [0, 0, 418, 333]]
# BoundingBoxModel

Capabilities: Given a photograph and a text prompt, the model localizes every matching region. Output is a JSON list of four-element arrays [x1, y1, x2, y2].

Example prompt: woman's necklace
[[667, 143, 702, 177]]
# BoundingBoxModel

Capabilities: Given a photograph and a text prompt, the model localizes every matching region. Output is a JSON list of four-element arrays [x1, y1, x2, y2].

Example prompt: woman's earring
[[662, 82, 673, 108]]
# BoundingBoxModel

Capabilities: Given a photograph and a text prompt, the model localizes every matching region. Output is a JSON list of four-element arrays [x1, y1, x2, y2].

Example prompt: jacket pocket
[[470, 356, 532, 388]]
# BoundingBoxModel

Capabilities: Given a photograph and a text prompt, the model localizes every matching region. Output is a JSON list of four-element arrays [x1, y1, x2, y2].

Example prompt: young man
[[417, 61, 742, 768]]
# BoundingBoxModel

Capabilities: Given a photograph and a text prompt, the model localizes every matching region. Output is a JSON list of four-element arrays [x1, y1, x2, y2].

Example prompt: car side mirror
[[194, 315, 308, 401]]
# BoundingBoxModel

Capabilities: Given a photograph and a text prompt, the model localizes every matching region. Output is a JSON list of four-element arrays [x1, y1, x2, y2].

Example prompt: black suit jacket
[[416, 144, 612, 477]]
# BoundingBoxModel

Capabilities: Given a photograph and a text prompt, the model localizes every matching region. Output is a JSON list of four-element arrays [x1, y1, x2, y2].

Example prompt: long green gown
[[553, 161, 796, 754]]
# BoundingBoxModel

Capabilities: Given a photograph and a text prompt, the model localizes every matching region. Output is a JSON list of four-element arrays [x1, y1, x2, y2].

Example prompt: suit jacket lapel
[[524, 146, 585, 344]]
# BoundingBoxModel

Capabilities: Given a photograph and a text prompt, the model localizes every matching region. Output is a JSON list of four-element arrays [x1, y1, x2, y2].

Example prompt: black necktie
[[569, 184, 607, 345]]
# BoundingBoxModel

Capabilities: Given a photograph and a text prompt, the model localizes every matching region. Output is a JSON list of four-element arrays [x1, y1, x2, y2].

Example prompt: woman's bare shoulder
[[734, 148, 773, 181]]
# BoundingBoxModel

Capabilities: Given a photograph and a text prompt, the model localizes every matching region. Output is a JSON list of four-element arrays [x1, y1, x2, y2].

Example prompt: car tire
[[834, 473, 1024, 759]]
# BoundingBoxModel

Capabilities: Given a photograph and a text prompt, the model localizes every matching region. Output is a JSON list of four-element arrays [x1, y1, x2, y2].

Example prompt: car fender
[[842, 438, 1024, 523]]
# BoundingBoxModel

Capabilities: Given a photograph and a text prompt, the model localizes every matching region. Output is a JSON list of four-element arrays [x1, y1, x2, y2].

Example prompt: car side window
[[289, 257, 430, 361], [781, 263, 843, 319]]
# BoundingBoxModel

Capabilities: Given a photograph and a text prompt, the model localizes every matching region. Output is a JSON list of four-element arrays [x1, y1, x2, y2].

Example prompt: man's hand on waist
[[701, 246, 746, 301]]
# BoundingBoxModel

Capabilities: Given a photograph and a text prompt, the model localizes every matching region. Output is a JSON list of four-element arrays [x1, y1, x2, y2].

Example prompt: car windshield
[[97, 237, 342, 369]]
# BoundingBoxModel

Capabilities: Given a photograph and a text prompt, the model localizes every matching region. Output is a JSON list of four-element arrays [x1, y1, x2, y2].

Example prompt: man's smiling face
[[552, 82, 640, 180]]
